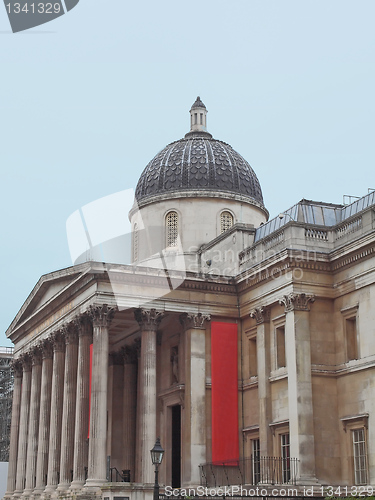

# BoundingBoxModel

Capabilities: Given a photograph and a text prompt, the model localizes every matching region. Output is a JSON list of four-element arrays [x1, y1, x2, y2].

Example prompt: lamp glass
[[150, 438, 164, 465]]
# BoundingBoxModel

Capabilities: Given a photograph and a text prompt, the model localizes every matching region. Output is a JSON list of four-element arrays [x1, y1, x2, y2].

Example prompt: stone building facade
[[4, 98, 375, 500]]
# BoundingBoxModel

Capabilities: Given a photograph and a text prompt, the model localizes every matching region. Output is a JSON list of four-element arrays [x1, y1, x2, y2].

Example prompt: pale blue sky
[[1, 0, 374, 346]]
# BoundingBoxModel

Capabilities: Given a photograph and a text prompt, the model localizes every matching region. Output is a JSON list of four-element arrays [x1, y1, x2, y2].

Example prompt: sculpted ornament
[[11, 360, 23, 378], [134, 308, 164, 331], [279, 293, 315, 312], [250, 306, 271, 324], [88, 304, 117, 328], [30, 346, 43, 366], [19, 354, 32, 372], [179, 312, 211, 330], [40, 339, 53, 359], [62, 322, 79, 345], [52, 331, 65, 352]]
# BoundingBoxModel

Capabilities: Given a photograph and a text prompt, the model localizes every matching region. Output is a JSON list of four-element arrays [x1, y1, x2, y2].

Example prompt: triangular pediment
[[7, 262, 92, 337]]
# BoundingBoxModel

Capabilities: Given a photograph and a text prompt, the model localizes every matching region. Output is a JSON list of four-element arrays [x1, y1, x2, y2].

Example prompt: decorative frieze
[[88, 304, 117, 327], [250, 306, 271, 324], [279, 293, 315, 312], [179, 312, 211, 330], [134, 308, 164, 331]]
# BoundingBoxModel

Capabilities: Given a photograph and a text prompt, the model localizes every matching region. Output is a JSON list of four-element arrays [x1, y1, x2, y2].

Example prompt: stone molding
[[279, 293, 315, 312], [179, 312, 211, 330], [249, 306, 271, 324], [134, 308, 164, 331], [88, 304, 117, 328]]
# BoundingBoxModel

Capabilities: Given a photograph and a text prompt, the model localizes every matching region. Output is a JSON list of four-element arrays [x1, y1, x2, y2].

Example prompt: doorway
[[171, 405, 181, 488]]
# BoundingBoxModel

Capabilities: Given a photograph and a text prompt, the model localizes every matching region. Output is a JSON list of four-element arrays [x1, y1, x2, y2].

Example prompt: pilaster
[[250, 306, 272, 457], [279, 292, 317, 484]]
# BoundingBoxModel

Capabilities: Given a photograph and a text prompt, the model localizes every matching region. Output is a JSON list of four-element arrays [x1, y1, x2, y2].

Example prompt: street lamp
[[151, 438, 164, 500]]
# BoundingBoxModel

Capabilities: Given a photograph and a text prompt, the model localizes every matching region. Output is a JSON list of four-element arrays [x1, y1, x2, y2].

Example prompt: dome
[[134, 97, 265, 210]]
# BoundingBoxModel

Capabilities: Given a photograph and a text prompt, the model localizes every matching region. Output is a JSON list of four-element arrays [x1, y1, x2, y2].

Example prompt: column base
[[69, 480, 85, 490], [56, 482, 71, 492]]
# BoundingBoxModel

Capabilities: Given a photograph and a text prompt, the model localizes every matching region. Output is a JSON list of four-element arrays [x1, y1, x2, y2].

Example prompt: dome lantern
[[189, 96, 208, 134]]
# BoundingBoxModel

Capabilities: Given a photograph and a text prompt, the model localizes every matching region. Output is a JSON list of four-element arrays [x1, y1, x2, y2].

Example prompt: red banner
[[211, 322, 239, 462]]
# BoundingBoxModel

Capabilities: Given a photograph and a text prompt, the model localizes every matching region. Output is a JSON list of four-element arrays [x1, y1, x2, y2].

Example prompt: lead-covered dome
[[135, 97, 265, 210]]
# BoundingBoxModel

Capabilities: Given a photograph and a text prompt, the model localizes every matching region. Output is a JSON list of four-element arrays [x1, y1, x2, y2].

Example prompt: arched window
[[220, 211, 234, 234], [133, 223, 138, 261], [166, 211, 179, 247]]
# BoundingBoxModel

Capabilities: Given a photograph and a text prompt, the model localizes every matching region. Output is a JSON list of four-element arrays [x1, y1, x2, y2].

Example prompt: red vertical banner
[[88, 342, 93, 439], [211, 322, 239, 462]]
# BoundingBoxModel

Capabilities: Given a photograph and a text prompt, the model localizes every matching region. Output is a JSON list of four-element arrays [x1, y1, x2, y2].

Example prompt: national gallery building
[[4, 98, 375, 500]]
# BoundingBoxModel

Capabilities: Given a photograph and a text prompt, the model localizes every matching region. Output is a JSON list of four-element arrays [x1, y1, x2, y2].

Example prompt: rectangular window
[[200, 113, 203, 124], [276, 326, 286, 368], [194, 112, 197, 124], [280, 433, 290, 483], [353, 428, 368, 485], [346, 317, 358, 360], [248, 337, 257, 376], [252, 438, 260, 484]]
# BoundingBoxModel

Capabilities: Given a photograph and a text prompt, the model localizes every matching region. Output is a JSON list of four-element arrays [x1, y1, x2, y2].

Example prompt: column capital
[[11, 359, 23, 378], [30, 346, 43, 366], [250, 306, 271, 324], [20, 354, 32, 372], [62, 322, 79, 345], [279, 293, 315, 312], [179, 312, 211, 330], [134, 308, 164, 331], [52, 331, 65, 352], [41, 339, 53, 359], [121, 345, 137, 364], [88, 304, 117, 327], [133, 338, 141, 358], [76, 314, 93, 337]]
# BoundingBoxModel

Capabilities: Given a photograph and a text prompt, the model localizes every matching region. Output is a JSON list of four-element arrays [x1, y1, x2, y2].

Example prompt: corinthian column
[[134, 308, 164, 483], [279, 292, 317, 484], [24, 347, 43, 495], [34, 340, 53, 493], [44, 332, 65, 493], [249, 306, 272, 458], [58, 323, 79, 490], [180, 313, 210, 485], [14, 355, 32, 495], [85, 304, 116, 488], [4, 361, 22, 497], [71, 315, 92, 490]]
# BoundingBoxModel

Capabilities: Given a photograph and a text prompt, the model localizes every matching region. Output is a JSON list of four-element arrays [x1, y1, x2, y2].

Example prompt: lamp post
[[151, 438, 164, 500]]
